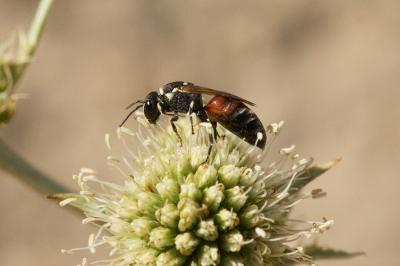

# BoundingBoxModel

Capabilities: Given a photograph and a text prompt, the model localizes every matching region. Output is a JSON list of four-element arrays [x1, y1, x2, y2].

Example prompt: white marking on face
[[159, 87, 164, 95], [190, 101, 194, 109], [172, 88, 178, 93], [183, 82, 188, 85]]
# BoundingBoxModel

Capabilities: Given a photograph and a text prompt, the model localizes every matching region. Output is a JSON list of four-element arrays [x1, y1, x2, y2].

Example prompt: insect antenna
[[120, 103, 144, 127], [125, 100, 145, 109]]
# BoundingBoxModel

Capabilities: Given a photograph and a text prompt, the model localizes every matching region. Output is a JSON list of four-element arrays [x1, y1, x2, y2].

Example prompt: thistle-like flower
[[59, 114, 337, 266], [0, 0, 53, 126]]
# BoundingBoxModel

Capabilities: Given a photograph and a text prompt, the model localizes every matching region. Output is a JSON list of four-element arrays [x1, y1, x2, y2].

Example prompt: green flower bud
[[202, 183, 224, 213], [136, 248, 159, 265], [239, 168, 256, 187], [220, 230, 245, 252], [149, 227, 176, 250], [176, 152, 192, 177], [156, 203, 180, 229], [220, 254, 245, 266], [195, 219, 218, 241], [212, 143, 231, 168], [156, 178, 179, 203], [137, 192, 162, 214], [180, 182, 202, 202], [194, 164, 218, 189], [214, 208, 239, 231], [226, 149, 241, 165], [157, 248, 187, 266], [195, 244, 220, 266], [223, 186, 248, 211], [131, 218, 158, 239], [175, 232, 200, 256], [190, 145, 208, 169], [178, 198, 201, 232], [239, 204, 260, 229], [109, 220, 132, 235], [218, 165, 242, 188], [116, 197, 140, 220]]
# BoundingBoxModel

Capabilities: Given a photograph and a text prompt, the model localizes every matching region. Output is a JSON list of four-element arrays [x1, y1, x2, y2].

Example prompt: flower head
[[0, 31, 31, 126], [60, 114, 337, 265]]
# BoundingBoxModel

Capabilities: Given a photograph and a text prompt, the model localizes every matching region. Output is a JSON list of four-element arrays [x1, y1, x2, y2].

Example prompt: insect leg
[[205, 121, 218, 162], [190, 115, 195, 135], [211, 121, 219, 140], [170, 114, 182, 144], [187, 100, 196, 135]]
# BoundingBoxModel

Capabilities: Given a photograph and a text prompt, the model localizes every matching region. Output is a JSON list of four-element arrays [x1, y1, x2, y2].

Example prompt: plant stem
[[2, 0, 54, 95], [27, 0, 54, 56], [0, 138, 69, 195]]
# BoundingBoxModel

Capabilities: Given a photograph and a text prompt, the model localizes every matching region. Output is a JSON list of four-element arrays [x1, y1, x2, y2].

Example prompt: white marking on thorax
[[165, 92, 174, 100], [159, 87, 164, 95]]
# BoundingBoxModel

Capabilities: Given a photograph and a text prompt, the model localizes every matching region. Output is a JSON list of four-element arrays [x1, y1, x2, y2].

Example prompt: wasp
[[120, 81, 266, 153]]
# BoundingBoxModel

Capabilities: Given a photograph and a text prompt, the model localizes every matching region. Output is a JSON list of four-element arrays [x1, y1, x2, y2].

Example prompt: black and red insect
[[120, 81, 266, 150]]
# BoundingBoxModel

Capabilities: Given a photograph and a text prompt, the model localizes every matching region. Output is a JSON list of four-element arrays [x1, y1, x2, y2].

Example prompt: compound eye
[[144, 99, 160, 123], [147, 100, 157, 110]]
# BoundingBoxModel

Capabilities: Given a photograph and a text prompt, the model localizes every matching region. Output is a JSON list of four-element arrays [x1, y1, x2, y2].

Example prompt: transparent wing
[[179, 85, 256, 106]]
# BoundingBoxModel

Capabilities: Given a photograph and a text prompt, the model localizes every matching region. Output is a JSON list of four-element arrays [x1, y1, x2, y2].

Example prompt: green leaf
[[293, 158, 342, 190], [305, 245, 365, 260]]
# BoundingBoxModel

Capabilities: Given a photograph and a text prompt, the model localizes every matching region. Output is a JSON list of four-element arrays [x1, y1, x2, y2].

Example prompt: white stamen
[[59, 198, 77, 207], [280, 145, 296, 155], [119, 127, 135, 136], [88, 234, 96, 253], [80, 168, 96, 174], [105, 134, 111, 150]]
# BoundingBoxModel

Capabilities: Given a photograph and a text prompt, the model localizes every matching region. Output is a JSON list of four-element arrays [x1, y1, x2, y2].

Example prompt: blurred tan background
[[0, 0, 399, 265]]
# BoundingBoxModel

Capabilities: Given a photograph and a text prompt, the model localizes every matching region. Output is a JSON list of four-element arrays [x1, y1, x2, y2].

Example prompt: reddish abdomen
[[205, 96, 240, 122], [205, 96, 266, 149]]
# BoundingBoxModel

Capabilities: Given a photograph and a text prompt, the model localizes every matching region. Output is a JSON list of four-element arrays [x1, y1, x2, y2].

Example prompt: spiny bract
[[60, 114, 336, 266]]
